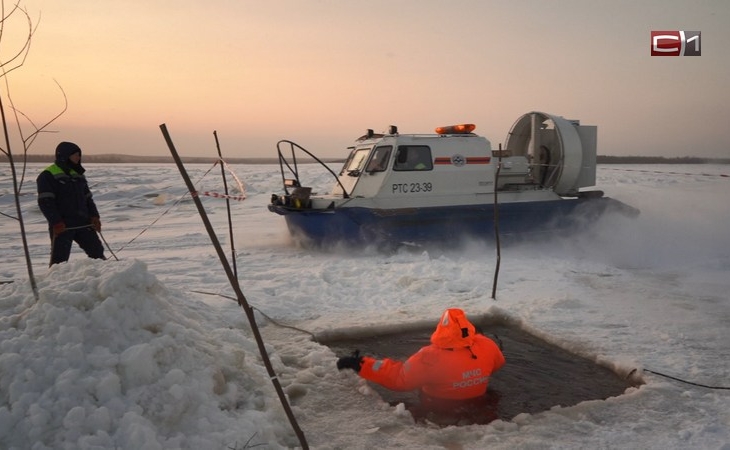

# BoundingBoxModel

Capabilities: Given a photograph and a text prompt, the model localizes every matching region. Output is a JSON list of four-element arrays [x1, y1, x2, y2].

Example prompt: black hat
[[55, 142, 82, 163]]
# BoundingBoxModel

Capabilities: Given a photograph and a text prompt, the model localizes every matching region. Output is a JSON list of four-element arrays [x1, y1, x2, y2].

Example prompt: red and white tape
[[193, 191, 247, 201]]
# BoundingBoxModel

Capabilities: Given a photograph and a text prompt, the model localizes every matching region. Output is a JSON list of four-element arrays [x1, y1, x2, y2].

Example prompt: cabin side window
[[393, 145, 433, 171], [365, 146, 392, 173]]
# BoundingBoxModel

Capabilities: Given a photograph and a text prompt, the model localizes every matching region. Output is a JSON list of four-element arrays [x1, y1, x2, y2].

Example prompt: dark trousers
[[49, 226, 106, 265]]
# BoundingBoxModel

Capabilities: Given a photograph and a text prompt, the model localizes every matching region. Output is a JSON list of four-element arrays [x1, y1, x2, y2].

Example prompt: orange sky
[[3, 0, 729, 159]]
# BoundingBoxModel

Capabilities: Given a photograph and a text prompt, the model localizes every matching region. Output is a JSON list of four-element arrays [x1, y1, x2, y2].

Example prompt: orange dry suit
[[359, 308, 505, 400]]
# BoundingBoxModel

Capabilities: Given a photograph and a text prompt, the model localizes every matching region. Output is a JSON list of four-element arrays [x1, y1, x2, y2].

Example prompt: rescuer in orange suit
[[336, 308, 505, 405]]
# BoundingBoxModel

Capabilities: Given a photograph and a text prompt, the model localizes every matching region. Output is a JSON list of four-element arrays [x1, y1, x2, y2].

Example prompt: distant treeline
[[0, 154, 340, 164], [2, 154, 728, 164], [596, 155, 730, 164]]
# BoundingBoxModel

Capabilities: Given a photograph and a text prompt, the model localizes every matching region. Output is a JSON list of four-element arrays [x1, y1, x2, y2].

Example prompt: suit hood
[[430, 308, 476, 349]]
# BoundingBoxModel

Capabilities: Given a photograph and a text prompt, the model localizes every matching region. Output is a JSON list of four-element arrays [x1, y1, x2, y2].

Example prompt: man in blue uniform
[[37, 142, 106, 265]]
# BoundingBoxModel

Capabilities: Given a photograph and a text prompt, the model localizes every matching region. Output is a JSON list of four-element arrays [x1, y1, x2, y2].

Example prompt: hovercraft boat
[[268, 111, 638, 247]]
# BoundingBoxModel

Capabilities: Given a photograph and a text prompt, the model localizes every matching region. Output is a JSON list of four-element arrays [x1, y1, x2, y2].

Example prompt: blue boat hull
[[268, 197, 638, 247]]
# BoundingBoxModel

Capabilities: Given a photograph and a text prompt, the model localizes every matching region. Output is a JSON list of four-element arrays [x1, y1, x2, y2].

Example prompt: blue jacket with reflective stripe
[[36, 163, 100, 227]]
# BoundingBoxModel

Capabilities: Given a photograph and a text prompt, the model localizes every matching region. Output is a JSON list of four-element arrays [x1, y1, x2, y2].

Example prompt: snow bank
[[0, 259, 295, 450]]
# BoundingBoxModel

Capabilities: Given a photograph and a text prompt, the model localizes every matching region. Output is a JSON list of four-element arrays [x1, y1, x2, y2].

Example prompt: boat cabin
[[276, 112, 599, 212]]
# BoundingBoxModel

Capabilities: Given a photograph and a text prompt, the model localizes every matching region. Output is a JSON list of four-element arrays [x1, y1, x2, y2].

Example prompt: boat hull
[[268, 197, 637, 247]]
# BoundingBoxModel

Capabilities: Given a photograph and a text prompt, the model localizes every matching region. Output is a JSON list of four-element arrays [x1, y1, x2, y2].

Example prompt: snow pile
[[0, 259, 295, 449]]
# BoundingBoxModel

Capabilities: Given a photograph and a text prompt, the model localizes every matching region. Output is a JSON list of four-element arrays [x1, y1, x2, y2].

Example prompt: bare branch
[[4, 75, 68, 190], [0, 3, 38, 76]]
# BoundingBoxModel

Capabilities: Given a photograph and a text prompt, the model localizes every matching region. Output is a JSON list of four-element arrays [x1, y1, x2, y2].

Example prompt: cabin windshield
[[340, 147, 371, 177], [393, 145, 433, 171]]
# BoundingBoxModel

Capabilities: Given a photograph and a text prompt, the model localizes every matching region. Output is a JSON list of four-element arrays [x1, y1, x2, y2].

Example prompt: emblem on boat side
[[451, 154, 466, 167]]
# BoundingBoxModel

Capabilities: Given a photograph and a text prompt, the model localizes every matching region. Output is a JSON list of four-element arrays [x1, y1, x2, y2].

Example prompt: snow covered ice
[[1, 162, 729, 449]]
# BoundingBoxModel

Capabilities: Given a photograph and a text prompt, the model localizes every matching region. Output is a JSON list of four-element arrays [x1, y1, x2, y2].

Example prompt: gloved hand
[[52, 222, 66, 237], [91, 216, 102, 232], [336, 350, 363, 373]]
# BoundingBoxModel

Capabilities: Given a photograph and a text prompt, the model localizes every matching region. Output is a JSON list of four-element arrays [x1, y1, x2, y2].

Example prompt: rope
[[114, 190, 191, 253], [114, 162, 225, 254], [49, 224, 120, 264], [190, 290, 317, 340], [98, 230, 119, 261], [49, 225, 93, 266], [627, 368, 730, 390]]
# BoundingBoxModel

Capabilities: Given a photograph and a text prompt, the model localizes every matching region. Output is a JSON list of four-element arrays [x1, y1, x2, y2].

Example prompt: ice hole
[[322, 316, 641, 426]]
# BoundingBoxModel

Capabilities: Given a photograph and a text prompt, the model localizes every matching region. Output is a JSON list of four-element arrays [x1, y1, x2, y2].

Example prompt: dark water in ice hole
[[324, 321, 639, 426]]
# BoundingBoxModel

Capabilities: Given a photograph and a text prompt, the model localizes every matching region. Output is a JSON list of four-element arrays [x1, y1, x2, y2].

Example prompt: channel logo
[[651, 31, 701, 56]]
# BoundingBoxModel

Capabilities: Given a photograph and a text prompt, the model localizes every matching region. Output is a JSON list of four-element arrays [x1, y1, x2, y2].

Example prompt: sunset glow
[[4, 0, 729, 159]]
